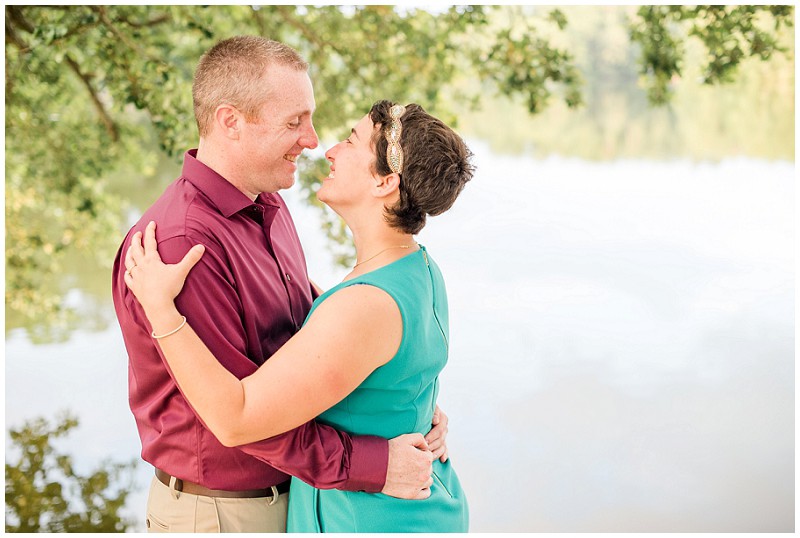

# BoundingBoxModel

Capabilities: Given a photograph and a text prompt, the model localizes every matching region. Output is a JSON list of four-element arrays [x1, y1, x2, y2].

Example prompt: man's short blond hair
[[192, 36, 309, 137]]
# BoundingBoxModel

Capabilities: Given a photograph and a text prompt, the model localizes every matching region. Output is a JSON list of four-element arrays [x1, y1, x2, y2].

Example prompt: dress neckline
[[314, 245, 427, 306], [342, 244, 425, 283]]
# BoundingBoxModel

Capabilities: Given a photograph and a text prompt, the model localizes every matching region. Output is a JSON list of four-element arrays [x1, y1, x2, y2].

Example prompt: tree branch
[[251, 7, 267, 36], [117, 12, 170, 28], [5, 6, 100, 52], [273, 6, 346, 56], [270, 6, 376, 91], [64, 55, 119, 141], [5, 6, 34, 52], [92, 6, 145, 57], [6, 6, 33, 34]]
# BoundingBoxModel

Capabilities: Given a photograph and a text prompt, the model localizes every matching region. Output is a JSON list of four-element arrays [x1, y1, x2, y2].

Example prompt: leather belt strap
[[155, 468, 290, 499]]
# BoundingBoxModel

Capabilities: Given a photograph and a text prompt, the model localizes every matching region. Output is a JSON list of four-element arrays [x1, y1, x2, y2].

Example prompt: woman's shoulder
[[311, 247, 434, 315], [305, 283, 403, 349]]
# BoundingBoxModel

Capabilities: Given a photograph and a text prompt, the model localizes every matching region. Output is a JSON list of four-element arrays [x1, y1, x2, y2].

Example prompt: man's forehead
[[284, 102, 316, 118], [261, 69, 316, 116]]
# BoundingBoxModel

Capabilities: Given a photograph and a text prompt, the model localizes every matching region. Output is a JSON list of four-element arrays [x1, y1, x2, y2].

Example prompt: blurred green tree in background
[[5, 413, 137, 532], [631, 5, 793, 103], [4, 5, 794, 335], [459, 5, 794, 159]]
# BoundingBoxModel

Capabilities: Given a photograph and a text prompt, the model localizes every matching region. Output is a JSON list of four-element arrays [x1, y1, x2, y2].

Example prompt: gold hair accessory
[[385, 104, 406, 175]]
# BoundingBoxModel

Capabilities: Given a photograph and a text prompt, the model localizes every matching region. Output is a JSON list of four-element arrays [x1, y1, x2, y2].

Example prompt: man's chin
[[272, 176, 295, 192]]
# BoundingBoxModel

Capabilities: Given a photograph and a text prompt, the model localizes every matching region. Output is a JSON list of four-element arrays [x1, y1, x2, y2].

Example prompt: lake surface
[[5, 142, 794, 531]]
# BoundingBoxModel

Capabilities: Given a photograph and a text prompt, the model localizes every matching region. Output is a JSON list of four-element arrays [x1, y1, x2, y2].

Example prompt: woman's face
[[317, 113, 380, 208]]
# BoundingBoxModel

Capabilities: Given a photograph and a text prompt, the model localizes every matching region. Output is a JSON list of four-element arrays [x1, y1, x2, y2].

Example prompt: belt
[[155, 468, 290, 499]]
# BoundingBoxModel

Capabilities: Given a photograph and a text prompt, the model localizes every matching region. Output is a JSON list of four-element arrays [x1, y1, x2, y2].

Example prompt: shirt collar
[[181, 149, 281, 217]]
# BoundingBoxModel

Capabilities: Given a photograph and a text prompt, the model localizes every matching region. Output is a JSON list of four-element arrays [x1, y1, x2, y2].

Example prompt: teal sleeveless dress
[[286, 246, 469, 532]]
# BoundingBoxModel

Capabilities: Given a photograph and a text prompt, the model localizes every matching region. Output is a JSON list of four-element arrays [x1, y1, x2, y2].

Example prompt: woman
[[124, 100, 474, 532]]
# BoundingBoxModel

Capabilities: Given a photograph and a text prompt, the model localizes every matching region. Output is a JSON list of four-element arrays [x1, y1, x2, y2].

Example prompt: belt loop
[[268, 485, 279, 506], [169, 475, 181, 500]]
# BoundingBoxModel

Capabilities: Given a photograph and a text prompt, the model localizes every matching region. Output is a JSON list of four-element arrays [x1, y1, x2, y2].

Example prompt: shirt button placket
[[284, 272, 300, 331]]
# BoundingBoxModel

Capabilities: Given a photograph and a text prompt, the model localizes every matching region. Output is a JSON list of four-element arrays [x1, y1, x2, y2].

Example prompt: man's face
[[237, 64, 318, 196]]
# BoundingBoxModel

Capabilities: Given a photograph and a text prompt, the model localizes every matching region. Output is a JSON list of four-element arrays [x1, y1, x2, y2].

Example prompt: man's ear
[[214, 104, 242, 140], [373, 172, 401, 198]]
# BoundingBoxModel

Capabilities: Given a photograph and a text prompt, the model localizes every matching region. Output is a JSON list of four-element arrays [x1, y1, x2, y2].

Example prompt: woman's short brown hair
[[192, 36, 308, 137], [369, 100, 475, 235]]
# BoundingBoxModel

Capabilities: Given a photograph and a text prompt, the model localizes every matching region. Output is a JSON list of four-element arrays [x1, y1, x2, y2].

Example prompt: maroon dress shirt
[[112, 150, 388, 492]]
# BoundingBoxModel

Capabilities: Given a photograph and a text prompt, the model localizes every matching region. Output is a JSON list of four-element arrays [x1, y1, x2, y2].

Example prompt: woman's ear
[[373, 172, 401, 198], [214, 104, 241, 140]]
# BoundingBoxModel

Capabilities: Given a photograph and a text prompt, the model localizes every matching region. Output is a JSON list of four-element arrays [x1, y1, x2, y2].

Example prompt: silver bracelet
[[151, 316, 187, 339]]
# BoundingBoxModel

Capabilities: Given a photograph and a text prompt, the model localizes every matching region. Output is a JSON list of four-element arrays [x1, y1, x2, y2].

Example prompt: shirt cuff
[[344, 435, 388, 492]]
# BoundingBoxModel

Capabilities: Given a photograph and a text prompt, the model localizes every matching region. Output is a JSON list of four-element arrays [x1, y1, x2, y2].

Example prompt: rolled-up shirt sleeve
[[238, 425, 389, 492]]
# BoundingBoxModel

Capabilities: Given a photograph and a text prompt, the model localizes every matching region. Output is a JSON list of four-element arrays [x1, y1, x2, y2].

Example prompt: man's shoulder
[[138, 178, 224, 242]]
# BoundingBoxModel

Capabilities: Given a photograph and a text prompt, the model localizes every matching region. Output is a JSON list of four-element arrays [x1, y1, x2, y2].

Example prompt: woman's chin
[[315, 189, 334, 209]]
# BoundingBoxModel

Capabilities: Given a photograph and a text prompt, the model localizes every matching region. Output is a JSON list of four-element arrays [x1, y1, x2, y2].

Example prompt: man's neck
[[195, 140, 258, 201]]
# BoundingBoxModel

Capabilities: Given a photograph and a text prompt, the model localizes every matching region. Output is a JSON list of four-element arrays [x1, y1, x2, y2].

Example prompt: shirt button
[[285, 273, 291, 282]]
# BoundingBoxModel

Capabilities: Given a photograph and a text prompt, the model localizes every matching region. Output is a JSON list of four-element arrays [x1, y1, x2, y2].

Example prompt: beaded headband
[[385, 104, 406, 175]]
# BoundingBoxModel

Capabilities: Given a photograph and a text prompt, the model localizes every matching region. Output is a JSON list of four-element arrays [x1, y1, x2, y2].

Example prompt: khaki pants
[[145, 476, 289, 533]]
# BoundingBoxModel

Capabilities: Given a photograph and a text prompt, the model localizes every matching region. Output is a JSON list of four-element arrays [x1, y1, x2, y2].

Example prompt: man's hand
[[309, 278, 324, 297], [381, 433, 434, 500], [425, 405, 449, 463]]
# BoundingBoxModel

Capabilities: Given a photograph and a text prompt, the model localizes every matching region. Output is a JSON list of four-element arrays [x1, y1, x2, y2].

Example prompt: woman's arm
[[125, 221, 402, 447]]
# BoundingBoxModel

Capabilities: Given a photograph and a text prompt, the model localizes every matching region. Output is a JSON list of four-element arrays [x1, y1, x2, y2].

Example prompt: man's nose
[[300, 121, 319, 150]]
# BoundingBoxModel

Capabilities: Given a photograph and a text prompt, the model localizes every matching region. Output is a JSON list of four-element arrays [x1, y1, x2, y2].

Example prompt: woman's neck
[[348, 224, 416, 273]]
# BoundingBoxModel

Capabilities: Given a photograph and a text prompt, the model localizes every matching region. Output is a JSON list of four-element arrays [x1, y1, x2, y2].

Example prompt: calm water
[[5, 142, 794, 531]]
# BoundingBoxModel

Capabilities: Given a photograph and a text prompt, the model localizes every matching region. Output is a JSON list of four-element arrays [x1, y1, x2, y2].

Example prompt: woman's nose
[[325, 144, 338, 162]]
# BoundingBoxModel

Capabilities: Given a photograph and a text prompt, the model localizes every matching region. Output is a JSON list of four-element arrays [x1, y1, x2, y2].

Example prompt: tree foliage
[[630, 5, 794, 103], [5, 413, 137, 532], [459, 6, 793, 160], [4, 5, 793, 330]]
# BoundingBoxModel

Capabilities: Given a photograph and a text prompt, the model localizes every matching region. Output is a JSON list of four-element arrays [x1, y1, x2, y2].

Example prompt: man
[[112, 36, 448, 533]]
